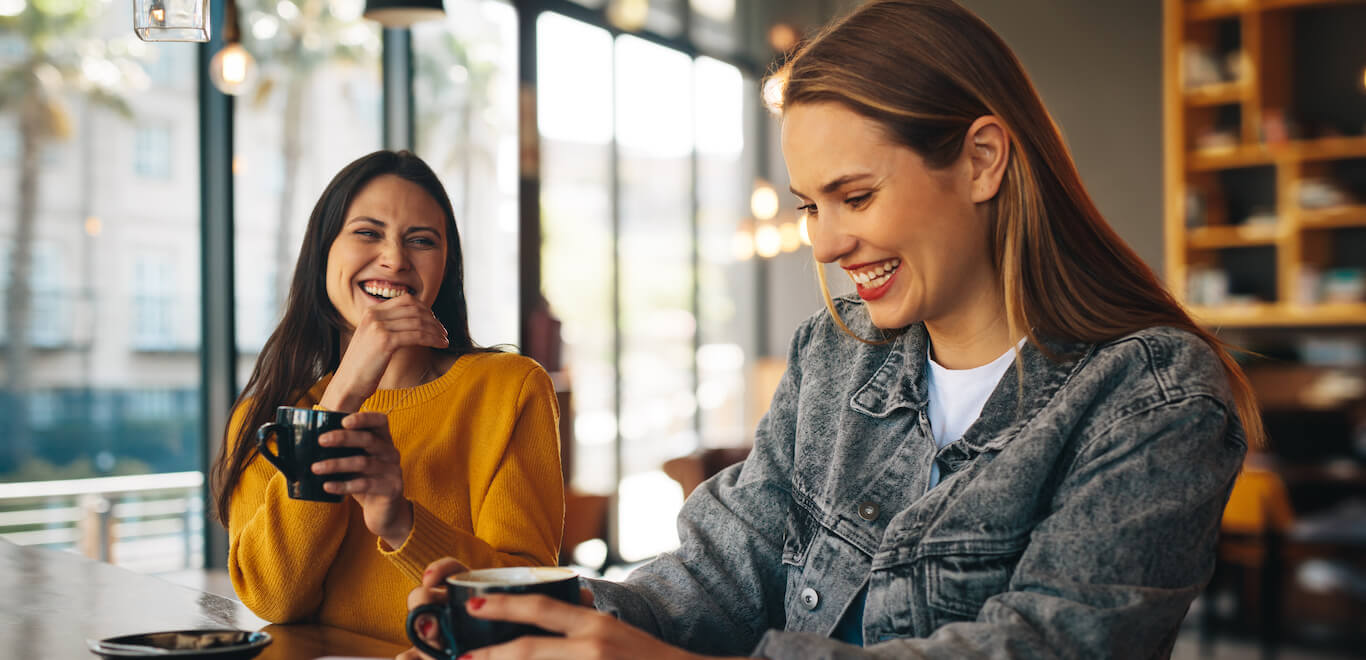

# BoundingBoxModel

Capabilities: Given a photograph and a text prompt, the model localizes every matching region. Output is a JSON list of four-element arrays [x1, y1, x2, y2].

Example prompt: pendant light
[[209, 0, 255, 95], [363, 0, 445, 28]]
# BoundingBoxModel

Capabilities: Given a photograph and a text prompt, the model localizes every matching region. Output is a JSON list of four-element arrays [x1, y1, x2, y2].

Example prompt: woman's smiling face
[[324, 174, 448, 331], [781, 102, 997, 331]]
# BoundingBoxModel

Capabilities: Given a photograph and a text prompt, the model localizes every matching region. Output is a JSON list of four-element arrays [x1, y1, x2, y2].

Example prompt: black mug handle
[[406, 603, 459, 659], [256, 422, 293, 480]]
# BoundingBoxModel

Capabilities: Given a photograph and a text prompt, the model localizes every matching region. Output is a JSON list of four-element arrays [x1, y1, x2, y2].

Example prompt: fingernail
[[458, 655, 471, 660], [419, 619, 434, 637], [467, 597, 486, 611]]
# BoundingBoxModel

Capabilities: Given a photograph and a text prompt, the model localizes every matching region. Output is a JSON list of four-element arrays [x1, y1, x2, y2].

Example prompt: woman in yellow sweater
[[210, 150, 563, 643]]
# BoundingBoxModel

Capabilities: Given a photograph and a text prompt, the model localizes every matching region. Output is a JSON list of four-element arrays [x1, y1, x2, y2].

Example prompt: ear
[[965, 116, 1010, 203]]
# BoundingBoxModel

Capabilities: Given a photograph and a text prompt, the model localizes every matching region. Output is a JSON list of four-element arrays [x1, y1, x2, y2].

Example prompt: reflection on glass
[[414, 0, 519, 348], [0, 0, 203, 573], [538, 12, 616, 494], [233, 0, 381, 382], [616, 34, 694, 562]]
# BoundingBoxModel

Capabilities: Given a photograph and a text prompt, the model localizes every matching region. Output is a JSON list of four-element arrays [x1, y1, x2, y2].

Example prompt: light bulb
[[150, 6, 165, 23], [210, 42, 256, 95], [731, 228, 755, 261], [750, 181, 779, 221], [607, 0, 648, 31], [779, 222, 801, 253], [755, 224, 782, 259]]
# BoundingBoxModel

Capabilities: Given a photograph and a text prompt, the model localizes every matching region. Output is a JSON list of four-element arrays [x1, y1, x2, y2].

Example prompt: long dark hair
[[768, 0, 1263, 446], [212, 149, 489, 524]]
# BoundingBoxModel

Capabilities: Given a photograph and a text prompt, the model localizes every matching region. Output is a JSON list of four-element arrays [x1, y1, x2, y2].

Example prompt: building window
[[30, 242, 69, 347], [134, 125, 173, 179], [133, 255, 176, 349]]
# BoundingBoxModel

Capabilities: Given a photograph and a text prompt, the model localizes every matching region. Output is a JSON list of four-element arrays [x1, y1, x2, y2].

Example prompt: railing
[[0, 471, 204, 574]]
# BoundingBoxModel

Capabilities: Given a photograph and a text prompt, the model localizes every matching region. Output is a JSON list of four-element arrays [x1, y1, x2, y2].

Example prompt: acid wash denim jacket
[[586, 297, 1248, 659]]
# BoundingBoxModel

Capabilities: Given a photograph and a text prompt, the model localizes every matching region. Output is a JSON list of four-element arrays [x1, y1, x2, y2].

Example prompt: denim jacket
[[587, 297, 1247, 659]]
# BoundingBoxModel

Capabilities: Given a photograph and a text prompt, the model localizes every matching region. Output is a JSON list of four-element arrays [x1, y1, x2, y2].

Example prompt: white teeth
[[362, 283, 407, 299], [849, 259, 900, 286]]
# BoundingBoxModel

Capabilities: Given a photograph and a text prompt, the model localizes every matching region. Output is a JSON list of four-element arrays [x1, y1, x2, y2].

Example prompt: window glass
[[614, 33, 694, 562], [538, 12, 617, 495], [695, 57, 751, 448], [0, 4, 203, 574], [689, 0, 738, 56], [233, 0, 382, 380], [413, 0, 519, 348]]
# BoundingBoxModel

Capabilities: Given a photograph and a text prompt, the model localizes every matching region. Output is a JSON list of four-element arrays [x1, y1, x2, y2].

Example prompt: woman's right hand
[[320, 294, 449, 412]]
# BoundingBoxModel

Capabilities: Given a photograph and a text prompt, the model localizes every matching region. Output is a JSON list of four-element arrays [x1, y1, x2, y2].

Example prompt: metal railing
[[0, 471, 204, 574]]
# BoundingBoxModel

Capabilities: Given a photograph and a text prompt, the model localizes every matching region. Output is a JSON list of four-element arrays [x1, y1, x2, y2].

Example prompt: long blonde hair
[[768, 0, 1263, 446]]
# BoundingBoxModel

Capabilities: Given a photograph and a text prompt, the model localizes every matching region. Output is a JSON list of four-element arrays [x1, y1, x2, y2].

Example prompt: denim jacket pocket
[[923, 540, 1028, 625], [781, 499, 818, 566]]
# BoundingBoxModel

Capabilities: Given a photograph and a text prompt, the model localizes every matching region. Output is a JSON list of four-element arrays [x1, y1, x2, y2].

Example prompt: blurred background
[[0, 0, 1363, 657]]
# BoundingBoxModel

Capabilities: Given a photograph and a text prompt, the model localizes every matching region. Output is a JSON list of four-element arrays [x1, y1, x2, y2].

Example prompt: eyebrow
[[789, 172, 876, 198], [346, 216, 442, 236]]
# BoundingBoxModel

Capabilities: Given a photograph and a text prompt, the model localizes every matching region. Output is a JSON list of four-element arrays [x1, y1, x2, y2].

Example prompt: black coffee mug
[[256, 406, 365, 502], [405, 566, 580, 658]]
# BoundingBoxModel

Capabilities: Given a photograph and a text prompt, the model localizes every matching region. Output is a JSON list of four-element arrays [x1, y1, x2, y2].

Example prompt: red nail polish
[[467, 597, 486, 610], [458, 655, 471, 660], [419, 619, 434, 637]]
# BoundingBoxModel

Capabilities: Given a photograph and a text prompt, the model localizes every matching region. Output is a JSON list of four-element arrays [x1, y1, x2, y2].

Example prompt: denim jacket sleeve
[[586, 318, 814, 655], [750, 392, 1245, 659]]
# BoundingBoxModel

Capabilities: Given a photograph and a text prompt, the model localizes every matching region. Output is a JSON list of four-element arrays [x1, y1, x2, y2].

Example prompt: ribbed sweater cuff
[[379, 500, 464, 583]]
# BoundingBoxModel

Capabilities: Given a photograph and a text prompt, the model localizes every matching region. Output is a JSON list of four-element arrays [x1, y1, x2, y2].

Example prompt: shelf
[[1185, 0, 1251, 20], [1185, 81, 1250, 106], [1260, 0, 1366, 12], [1298, 205, 1366, 229], [1187, 223, 1280, 248], [1187, 136, 1366, 171], [1291, 135, 1366, 162], [1192, 302, 1366, 327], [1189, 144, 1274, 170]]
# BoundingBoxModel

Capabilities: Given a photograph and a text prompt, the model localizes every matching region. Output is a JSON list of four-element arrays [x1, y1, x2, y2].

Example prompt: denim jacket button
[[799, 587, 819, 610], [858, 500, 880, 521]]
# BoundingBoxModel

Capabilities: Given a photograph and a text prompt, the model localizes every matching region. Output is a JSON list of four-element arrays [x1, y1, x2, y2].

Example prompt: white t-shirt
[[925, 341, 1020, 489]]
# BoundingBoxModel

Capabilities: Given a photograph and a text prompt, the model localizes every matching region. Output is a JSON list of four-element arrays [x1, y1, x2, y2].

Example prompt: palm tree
[[237, 0, 379, 308], [0, 1, 140, 469]]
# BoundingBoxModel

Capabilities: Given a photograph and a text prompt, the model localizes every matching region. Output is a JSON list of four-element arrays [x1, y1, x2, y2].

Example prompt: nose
[[808, 214, 856, 265], [378, 238, 411, 271]]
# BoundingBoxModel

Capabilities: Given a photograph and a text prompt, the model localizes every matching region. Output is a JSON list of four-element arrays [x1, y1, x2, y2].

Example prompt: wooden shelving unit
[[1164, 0, 1366, 327]]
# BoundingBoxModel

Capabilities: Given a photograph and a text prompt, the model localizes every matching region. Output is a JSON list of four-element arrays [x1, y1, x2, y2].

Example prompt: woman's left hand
[[397, 558, 734, 660], [312, 411, 412, 548]]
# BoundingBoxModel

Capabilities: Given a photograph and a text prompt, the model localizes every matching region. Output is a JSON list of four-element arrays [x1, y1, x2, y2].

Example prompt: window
[[30, 242, 68, 347], [540, 12, 757, 564], [413, 0, 520, 348], [234, 0, 382, 386], [132, 255, 175, 350], [134, 125, 172, 179], [0, 0, 202, 575]]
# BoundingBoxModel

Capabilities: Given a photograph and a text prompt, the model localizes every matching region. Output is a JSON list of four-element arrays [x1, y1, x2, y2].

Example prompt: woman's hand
[[398, 558, 730, 660], [321, 295, 449, 412], [312, 412, 412, 548]]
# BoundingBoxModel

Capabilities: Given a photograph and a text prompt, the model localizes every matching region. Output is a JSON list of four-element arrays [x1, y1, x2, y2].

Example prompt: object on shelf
[[1322, 268, 1366, 303], [1298, 337, 1366, 367], [1261, 107, 1295, 145], [1298, 177, 1355, 209], [1180, 44, 1245, 89], [1243, 206, 1279, 226], [1195, 128, 1240, 151], [1186, 190, 1207, 227], [1188, 267, 1231, 306], [1298, 267, 1322, 305]]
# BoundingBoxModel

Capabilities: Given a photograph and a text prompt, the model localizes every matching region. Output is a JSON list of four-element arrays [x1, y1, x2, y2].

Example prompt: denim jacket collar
[[850, 323, 1094, 461]]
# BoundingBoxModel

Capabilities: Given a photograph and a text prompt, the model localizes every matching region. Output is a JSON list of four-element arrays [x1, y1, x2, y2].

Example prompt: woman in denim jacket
[[401, 0, 1261, 657]]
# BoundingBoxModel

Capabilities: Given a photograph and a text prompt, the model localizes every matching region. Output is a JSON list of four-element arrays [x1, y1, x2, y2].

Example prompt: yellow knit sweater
[[225, 351, 564, 643]]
